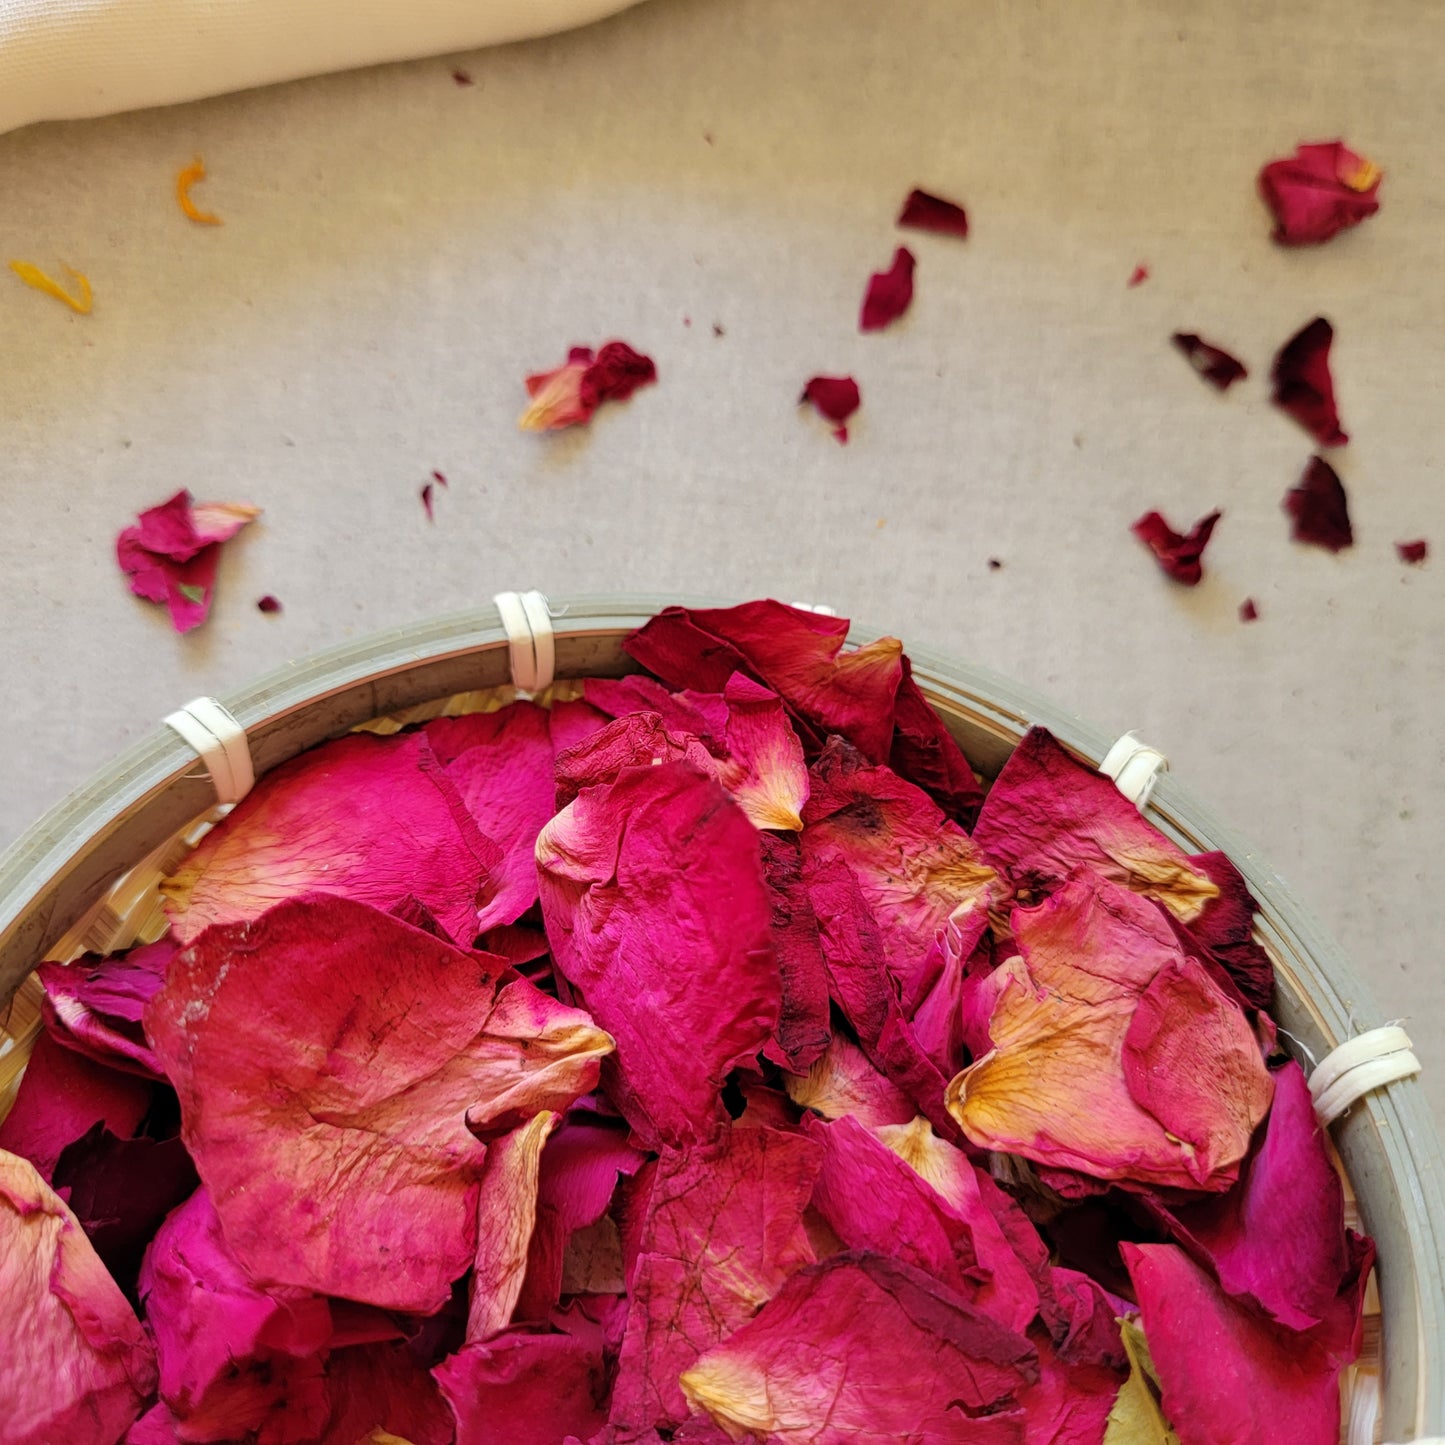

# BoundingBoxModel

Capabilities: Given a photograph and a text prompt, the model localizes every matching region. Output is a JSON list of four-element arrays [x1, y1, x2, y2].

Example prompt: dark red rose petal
[[1128, 264, 1150, 288], [420, 483, 436, 520], [859, 247, 916, 332], [1239, 598, 1259, 622], [799, 376, 861, 444], [1131, 509, 1222, 586], [1397, 539, 1428, 564], [582, 341, 658, 406], [1285, 458, 1353, 552], [897, 189, 969, 240], [257, 594, 282, 613], [1272, 318, 1347, 446], [1172, 334, 1248, 391], [1258, 141, 1381, 247]]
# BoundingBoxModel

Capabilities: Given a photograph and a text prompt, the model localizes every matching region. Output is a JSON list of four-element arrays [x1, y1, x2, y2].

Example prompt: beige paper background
[[0, 0, 1439, 1130]]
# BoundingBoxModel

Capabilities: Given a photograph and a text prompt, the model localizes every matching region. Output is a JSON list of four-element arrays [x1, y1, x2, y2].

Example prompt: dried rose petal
[[116, 491, 260, 633], [322, 1341, 454, 1445], [256, 594, 282, 613], [897, 188, 969, 240], [1240, 598, 1260, 622], [1127, 264, 1150, 288], [0, 1148, 156, 1444], [1285, 456, 1353, 552], [784, 1032, 916, 1129], [889, 657, 984, 823], [536, 760, 781, 1148], [584, 341, 657, 406], [711, 674, 811, 831], [1397, 538, 1429, 564], [680, 1252, 1036, 1443], [420, 482, 437, 520], [758, 832, 834, 1073], [1017, 1328, 1123, 1445], [161, 731, 502, 946], [799, 375, 860, 443], [1131, 509, 1221, 586], [1258, 141, 1381, 246], [519, 342, 656, 431], [1272, 318, 1347, 446], [1171, 334, 1248, 391], [1122, 1242, 1354, 1445], [899, 902, 989, 1078], [946, 871, 1273, 1192], [610, 1124, 821, 1430], [145, 895, 610, 1311], [583, 676, 724, 750], [859, 246, 916, 332]]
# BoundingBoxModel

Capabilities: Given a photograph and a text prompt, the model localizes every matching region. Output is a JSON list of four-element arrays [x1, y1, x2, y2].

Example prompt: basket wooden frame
[[0, 594, 1440, 1441]]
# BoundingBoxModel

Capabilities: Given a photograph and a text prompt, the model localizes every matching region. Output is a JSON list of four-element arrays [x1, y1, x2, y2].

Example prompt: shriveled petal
[[757, 833, 833, 1073], [1284, 455, 1353, 552], [898, 189, 970, 239], [162, 731, 502, 947], [860, 246, 916, 331], [1271, 317, 1347, 446], [554, 712, 715, 808], [1258, 141, 1381, 246], [145, 895, 609, 1310], [1170, 334, 1247, 391], [536, 760, 780, 1148], [520, 350, 595, 431], [0, 1148, 155, 1445], [1131, 510, 1221, 587]]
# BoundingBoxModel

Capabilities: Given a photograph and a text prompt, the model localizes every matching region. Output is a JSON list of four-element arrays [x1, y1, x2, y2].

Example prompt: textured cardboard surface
[[0, 0, 1439, 1130]]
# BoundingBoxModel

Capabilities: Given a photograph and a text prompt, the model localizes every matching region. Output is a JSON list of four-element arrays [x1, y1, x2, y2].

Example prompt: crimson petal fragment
[[888, 657, 985, 823], [1284, 456, 1353, 552], [1171, 334, 1248, 391], [1271, 318, 1347, 446], [322, 1341, 454, 1445], [519, 342, 656, 432], [860, 246, 916, 332], [1131, 509, 1221, 586], [757, 832, 833, 1072], [799, 375, 861, 443], [898, 188, 970, 240], [144, 895, 610, 1311], [1397, 538, 1428, 564], [536, 760, 781, 1148], [0, 1148, 156, 1445], [1258, 141, 1381, 246]]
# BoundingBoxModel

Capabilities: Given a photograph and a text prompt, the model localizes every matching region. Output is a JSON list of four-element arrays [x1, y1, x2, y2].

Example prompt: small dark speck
[[451, 68, 474, 87], [703, 131, 715, 146], [683, 316, 692, 327], [987, 558, 1003, 571], [257, 595, 282, 614], [712, 323, 725, 338], [120, 438, 132, 449], [1073, 434, 1084, 449], [1399, 808, 1413, 821], [282, 436, 295, 447]]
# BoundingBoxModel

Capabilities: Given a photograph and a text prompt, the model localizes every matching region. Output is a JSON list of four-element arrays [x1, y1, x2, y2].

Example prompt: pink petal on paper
[[947, 872, 1272, 1192], [610, 1124, 822, 1430], [1284, 455, 1354, 551], [424, 702, 557, 930], [1171, 333, 1248, 391], [758, 832, 833, 1073], [436, 1332, 609, 1445], [1122, 1242, 1351, 1445], [0, 1029, 152, 1182], [0, 1149, 155, 1445], [1258, 140, 1381, 246], [680, 1252, 1035, 1444], [623, 602, 905, 764], [799, 375, 861, 443], [138, 1188, 332, 1444], [161, 731, 503, 947], [536, 761, 781, 1149], [144, 895, 610, 1311], [321, 1341, 454, 1445], [860, 246, 917, 332], [802, 737, 996, 991]]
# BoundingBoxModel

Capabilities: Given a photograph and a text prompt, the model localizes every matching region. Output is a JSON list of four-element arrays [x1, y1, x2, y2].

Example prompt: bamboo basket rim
[[0, 592, 1440, 1442]]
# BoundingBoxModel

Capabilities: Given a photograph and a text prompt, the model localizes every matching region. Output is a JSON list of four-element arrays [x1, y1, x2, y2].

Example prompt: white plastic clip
[[789, 601, 838, 616], [1309, 1026, 1422, 1126], [493, 590, 555, 693], [1100, 731, 1168, 811], [163, 698, 254, 805]]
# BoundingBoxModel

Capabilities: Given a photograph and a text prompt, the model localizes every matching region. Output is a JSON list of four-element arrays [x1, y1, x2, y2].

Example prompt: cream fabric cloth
[[0, 0, 645, 135]]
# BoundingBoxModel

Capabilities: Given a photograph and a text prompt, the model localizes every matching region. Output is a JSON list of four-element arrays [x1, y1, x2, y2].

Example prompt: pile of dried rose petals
[[0, 601, 1372, 1445]]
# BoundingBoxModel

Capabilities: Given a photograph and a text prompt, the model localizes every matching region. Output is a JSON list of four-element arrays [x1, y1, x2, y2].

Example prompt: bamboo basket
[[0, 595, 1440, 1443]]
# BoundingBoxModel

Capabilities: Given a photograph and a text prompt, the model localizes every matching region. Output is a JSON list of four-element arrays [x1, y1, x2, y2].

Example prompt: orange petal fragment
[[9, 260, 93, 314], [176, 157, 223, 225]]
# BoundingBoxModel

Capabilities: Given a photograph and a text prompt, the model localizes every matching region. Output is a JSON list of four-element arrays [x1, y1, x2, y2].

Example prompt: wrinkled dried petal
[[860, 246, 916, 332], [784, 1032, 916, 1128], [1131, 510, 1221, 586], [1019, 1328, 1124, 1445], [1258, 141, 1381, 246], [162, 731, 502, 946], [0, 1148, 155, 1445], [680, 1252, 1036, 1444], [554, 712, 715, 808], [537, 760, 780, 1148], [898, 188, 969, 240], [583, 676, 724, 750], [947, 872, 1272, 1191], [1171, 334, 1247, 391], [519, 342, 656, 431], [1284, 456, 1353, 552], [888, 658, 984, 823], [145, 895, 609, 1311], [758, 832, 833, 1072], [1271, 318, 1347, 446], [322, 1341, 454, 1445], [1239, 598, 1259, 622], [799, 375, 860, 443]]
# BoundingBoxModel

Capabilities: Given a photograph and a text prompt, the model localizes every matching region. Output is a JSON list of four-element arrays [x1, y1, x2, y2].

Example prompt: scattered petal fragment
[[1271, 318, 1347, 446], [519, 342, 656, 431], [1239, 598, 1259, 622], [1127, 265, 1150, 288], [10, 259, 93, 313], [799, 374, 860, 443], [1171, 334, 1248, 391], [859, 246, 916, 332], [1258, 141, 1381, 246], [175, 158, 223, 225], [1284, 457, 1353, 552], [257, 593, 282, 612], [897, 188, 970, 240], [1397, 538, 1428, 564], [1131, 509, 1221, 586]]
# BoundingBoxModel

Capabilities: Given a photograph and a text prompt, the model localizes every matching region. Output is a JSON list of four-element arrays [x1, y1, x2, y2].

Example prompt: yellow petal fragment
[[9, 261, 92, 314], [176, 156, 223, 225], [1103, 1317, 1181, 1444]]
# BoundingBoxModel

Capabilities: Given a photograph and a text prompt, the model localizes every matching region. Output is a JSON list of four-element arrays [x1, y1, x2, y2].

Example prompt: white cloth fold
[[0, 0, 645, 135]]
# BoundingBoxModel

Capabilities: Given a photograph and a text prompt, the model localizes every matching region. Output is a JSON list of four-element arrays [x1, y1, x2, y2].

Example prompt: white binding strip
[[493, 590, 555, 693], [163, 697, 254, 805], [1310, 1025, 1422, 1126], [1100, 730, 1168, 810], [1345, 1370, 1378, 1445]]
